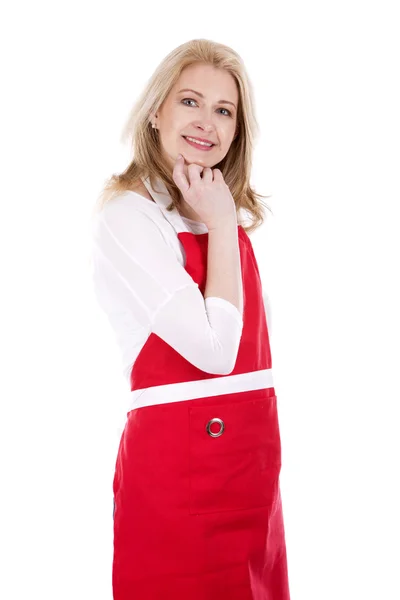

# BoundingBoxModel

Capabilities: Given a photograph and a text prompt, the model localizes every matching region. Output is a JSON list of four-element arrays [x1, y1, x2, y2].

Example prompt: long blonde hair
[[94, 38, 272, 235]]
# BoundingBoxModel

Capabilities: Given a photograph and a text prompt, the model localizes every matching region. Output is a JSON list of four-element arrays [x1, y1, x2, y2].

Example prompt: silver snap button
[[206, 418, 225, 438]]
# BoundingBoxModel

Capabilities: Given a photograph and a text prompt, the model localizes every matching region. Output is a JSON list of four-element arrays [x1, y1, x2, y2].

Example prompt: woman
[[91, 39, 291, 599]]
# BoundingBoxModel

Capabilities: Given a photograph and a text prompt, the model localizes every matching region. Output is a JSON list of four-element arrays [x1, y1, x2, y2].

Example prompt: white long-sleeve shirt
[[90, 179, 272, 383]]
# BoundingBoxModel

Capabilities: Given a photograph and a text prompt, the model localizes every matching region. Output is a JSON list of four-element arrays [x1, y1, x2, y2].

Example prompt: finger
[[187, 162, 204, 187], [212, 168, 224, 182], [172, 155, 189, 192], [202, 167, 213, 183]]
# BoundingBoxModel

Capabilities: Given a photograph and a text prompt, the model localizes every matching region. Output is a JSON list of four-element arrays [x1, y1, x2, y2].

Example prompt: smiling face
[[152, 62, 239, 175]]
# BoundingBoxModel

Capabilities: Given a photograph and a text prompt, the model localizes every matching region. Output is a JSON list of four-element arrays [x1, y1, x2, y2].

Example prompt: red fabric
[[113, 225, 291, 599], [130, 227, 272, 389]]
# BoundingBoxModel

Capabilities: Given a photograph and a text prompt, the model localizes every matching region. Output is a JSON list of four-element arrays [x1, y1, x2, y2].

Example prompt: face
[[152, 63, 239, 177]]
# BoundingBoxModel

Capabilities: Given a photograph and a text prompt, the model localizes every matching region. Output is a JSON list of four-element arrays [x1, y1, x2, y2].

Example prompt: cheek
[[168, 106, 188, 128], [158, 104, 183, 134], [168, 117, 187, 139], [219, 128, 236, 147]]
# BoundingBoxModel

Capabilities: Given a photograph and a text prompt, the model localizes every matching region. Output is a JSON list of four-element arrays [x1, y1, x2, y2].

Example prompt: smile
[[182, 136, 215, 151]]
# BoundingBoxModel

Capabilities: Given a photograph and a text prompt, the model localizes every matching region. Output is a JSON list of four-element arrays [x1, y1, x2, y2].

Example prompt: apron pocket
[[188, 393, 282, 515]]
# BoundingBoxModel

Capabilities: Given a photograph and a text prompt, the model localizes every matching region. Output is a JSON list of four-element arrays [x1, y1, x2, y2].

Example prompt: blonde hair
[[94, 38, 272, 234]]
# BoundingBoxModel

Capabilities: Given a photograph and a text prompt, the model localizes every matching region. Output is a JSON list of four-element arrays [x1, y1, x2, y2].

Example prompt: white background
[[1, 1, 399, 598]]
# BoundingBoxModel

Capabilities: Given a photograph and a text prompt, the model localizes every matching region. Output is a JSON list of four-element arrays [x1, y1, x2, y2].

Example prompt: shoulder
[[99, 183, 156, 221], [92, 186, 166, 241], [126, 179, 155, 203]]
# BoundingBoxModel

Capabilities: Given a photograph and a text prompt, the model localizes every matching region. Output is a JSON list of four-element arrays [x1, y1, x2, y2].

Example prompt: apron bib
[[112, 180, 291, 599]]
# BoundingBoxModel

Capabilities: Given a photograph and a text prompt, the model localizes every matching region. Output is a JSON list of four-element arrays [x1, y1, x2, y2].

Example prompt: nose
[[193, 121, 215, 133], [192, 108, 218, 133]]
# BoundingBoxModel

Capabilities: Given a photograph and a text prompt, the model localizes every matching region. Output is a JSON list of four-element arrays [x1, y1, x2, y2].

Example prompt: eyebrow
[[177, 88, 237, 109]]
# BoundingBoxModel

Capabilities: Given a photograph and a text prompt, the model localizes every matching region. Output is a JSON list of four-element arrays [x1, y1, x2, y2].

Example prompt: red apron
[[112, 219, 291, 599]]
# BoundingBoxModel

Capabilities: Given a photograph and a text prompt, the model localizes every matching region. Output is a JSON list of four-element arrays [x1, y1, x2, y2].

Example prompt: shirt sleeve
[[91, 197, 244, 375]]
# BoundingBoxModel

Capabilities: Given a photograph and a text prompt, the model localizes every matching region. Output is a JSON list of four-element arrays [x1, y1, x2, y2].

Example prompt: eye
[[218, 107, 232, 117], [182, 98, 197, 107], [181, 98, 232, 117]]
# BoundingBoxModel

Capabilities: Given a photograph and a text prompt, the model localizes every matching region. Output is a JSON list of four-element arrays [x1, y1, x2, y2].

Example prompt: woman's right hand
[[172, 154, 237, 231]]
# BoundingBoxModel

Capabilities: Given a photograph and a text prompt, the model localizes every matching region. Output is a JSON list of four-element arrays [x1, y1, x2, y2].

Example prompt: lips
[[182, 135, 215, 146]]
